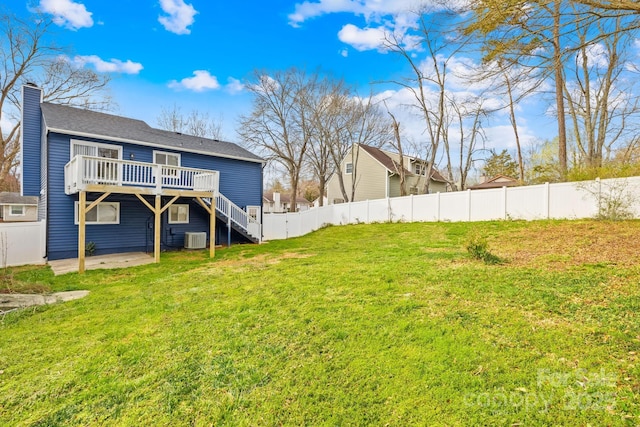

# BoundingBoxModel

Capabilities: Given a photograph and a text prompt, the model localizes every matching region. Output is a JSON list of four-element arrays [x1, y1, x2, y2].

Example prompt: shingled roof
[[358, 144, 448, 182], [468, 174, 519, 190], [40, 103, 263, 163], [0, 192, 38, 205]]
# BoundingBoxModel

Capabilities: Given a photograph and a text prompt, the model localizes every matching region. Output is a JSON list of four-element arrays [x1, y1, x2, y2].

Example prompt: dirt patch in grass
[[491, 220, 640, 269]]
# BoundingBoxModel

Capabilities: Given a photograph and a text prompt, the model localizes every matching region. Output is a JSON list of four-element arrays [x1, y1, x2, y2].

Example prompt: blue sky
[[6, 0, 557, 154]]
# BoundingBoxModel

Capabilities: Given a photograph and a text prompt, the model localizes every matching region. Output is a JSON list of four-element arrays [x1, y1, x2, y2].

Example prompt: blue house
[[20, 84, 264, 271]]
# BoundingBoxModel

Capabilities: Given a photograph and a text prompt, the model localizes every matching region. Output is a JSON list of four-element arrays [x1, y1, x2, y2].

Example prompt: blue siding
[[21, 86, 42, 197], [46, 132, 263, 260], [38, 116, 47, 221]]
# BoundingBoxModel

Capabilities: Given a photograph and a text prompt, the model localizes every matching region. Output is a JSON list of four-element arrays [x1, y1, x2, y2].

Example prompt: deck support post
[[78, 191, 86, 274], [210, 195, 216, 258], [154, 195, 161, 263], [195, 196, 216, 258]]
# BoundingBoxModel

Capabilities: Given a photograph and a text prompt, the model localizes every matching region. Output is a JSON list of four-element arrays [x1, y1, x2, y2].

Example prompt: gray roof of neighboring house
[[0, 192, 38, 205], [468, 174, 519, 190], [40, 103, 264, 163], [263, 192, 310, 205]]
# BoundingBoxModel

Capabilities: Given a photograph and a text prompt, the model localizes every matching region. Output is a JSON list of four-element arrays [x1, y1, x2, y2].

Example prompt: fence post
[[366, 199, 370, 223], [467, 189, 472, 221], [410, 194, 414, 222], [596, 177, 602, 217], [544, 182, 550, 219], [437, 192, 441, 222], [503, 186, 508, 220]]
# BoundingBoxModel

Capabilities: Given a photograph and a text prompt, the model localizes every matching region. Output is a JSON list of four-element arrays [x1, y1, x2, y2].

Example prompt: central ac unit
[[184, 232, 207, 249]]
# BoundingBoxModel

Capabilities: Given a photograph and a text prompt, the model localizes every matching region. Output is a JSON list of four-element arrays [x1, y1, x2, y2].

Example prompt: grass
[[1, 220, 639, 425]]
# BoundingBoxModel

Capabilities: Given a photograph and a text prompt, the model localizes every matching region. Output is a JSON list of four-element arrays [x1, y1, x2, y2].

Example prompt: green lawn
[[1, 220, 639, 425]]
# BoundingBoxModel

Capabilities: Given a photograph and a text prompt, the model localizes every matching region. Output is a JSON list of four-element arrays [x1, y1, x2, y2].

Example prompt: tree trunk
[[318, 175, 326, 206], [553, 1, 568, 179], [504, 71, 524, 182]]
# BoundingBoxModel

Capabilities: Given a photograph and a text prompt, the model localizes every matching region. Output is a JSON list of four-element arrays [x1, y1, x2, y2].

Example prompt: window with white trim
[[71, 140, 121, 160], [246, 206, 260, 221], [414, 163, 426, 175], [71, 140, 122, 183], [168, 204, 189, 224], [74, 202, 120, 225], [154, 151, 181, 178], [154, 151, 180, 167], [345, 162, 353, 174], [9, 205, 25, 216]]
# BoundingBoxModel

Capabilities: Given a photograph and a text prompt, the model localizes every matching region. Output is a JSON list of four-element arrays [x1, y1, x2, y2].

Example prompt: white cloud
[[288, 0, 433, 27], [339, 48, 349, 57], [169, 70, 220, 92], [225, 77, 244, 94], [158, 0, 198, 35], [338, 24, 387, 51], [583, 43, 609, 68], [68, 55, 143, 74], [289, 0, 463, 53], [37, 0, 93, 30]]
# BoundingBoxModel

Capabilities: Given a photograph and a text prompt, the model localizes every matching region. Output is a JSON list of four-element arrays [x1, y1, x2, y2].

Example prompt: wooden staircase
[[201, 193, 261, 244]]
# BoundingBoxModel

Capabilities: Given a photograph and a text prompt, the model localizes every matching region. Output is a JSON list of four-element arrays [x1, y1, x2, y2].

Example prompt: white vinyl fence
[[0, 221, 47, 267], [263, 177, 640, 241]]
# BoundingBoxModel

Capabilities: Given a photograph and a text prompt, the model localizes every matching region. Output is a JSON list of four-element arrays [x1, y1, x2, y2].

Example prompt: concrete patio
[[48, 252, 155, 275]]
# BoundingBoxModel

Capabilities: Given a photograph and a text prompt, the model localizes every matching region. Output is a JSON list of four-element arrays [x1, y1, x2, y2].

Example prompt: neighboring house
[[20, 84, 264, 265], [468, 174, 519, 190], [0, 192, 38, 222], [263, 192, 311, 213], [326, 144, 449, 204]]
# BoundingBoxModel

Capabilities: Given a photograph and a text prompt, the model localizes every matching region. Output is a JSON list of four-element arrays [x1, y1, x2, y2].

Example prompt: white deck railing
[[65, 155, 219, 195]]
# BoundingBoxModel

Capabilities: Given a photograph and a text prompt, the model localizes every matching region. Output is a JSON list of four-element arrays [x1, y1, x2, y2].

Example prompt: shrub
[[466, 233, 502, 265]]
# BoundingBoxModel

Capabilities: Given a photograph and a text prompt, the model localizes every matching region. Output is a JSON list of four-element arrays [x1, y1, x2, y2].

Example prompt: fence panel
[[262, 214, 289, 240], [0, 221, 46, 267], [439, 192, 469, 222], [349, 201, 370, 224], [412, 194, 439, 221], [390, 196, 413, 222], [470, 188, 505, 221], [548, 182, 594, 219], [506, 184, 547, 220], [366, 199, 389, 223]]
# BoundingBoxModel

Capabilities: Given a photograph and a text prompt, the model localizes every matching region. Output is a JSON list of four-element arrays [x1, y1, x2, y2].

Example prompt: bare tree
[[446, 95, 487, 190], [385, 14, 464, 193], [238, 69, 315, 212], [304, 77, 351, 206], [462, 0, 577, 178], [157, 104, 224, 140], [563, 13, 640, 169], [385, 105, 407, 196], [0, 12, 111, 191]]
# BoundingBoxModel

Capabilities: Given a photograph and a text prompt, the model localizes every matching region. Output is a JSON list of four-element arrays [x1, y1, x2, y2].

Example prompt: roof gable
[[40, 103, 263, 163], [358, 144, 410, 174], [358, 144, 448, 182], [468, 174, 519, 190]]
